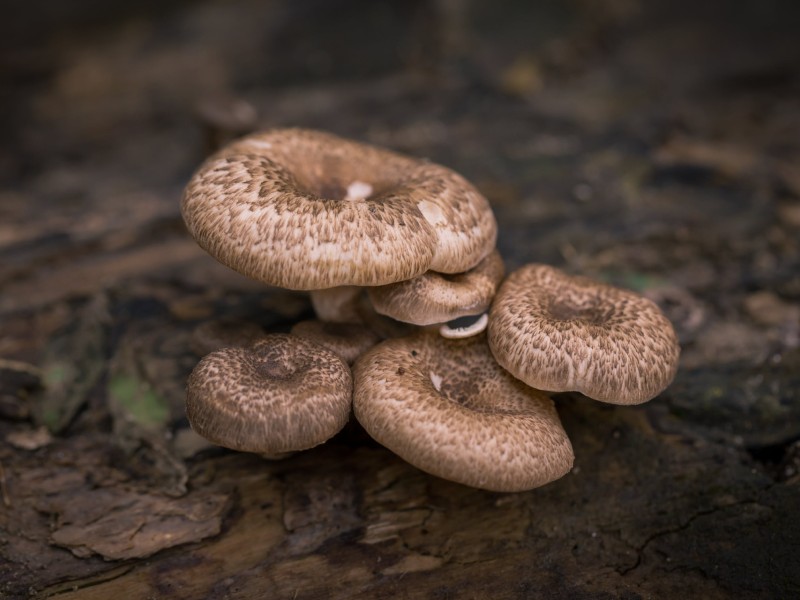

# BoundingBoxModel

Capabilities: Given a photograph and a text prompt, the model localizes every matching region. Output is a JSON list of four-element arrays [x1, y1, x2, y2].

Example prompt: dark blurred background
[[1, 1, 799, 598], [2, 0, 799, 262]]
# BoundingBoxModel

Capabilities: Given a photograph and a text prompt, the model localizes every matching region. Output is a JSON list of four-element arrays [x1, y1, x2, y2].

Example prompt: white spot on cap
[[345, 181, 373, 201], [417, 200, 447, 225], [430, 371, 443, 392]]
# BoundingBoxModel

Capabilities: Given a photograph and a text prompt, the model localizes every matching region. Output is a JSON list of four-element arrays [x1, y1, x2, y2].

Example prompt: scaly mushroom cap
[[181, 128, 497, 290], [186, 333, 352, 455], [368, 249, 505, 326], [290, 320, 381, 365], [353, 331, 574, 492], [488, 264, 680, 404]]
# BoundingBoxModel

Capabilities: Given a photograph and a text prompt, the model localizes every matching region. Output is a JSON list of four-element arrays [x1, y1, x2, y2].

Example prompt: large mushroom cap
[[186, 333, 352, 455], [353, 331, 574, 492], [368, 249, 505, 327], [488, 264, 680, 405], [181, 128, 497, 290]]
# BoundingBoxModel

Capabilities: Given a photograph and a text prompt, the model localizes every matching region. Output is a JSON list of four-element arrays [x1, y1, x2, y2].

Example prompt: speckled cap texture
[[353, 330, 574, 492], [488, 264, 680, 404], [181, 128, 497, 290], [186, 333, 353, 455], [368, 249, 505, 326]]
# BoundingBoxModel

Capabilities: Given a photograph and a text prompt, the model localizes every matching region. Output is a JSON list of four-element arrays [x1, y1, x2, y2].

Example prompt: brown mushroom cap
[[368, 249, 505, 326], [186, 333, 352, 455], [488, 264, 680, 405], [353, 331, 574, 492], [290, 320, 381, 365], [181, 128, 497, 290]]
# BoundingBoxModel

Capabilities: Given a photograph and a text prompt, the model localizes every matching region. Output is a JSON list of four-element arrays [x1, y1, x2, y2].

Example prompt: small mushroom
[[353, 331, 574, 492], [186, 334, 352, 457], [488, 264, 680, 405], [180, 128, 497, 290], [290, 320, 381, 365], [368, 250, 504, 339]]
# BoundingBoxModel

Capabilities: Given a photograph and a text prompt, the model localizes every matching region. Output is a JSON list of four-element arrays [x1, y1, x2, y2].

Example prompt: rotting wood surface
[[1, 0, 799, 598]]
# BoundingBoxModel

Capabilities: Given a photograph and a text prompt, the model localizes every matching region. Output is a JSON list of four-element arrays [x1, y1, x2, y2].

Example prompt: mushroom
[[353, 330, 574, 492], [290, 320, 381, 365], [180, 128, 497, 295], [367, 249, 505, 339], [186, 334, 352, 457], [487, 264, 680, 405]]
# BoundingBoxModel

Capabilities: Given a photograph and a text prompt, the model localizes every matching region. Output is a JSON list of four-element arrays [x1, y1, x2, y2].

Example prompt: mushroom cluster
[[181, 128, 680, 492]]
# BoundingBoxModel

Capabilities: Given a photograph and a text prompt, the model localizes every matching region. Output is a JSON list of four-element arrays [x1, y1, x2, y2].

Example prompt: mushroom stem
[[309, 287, 363, 323]]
